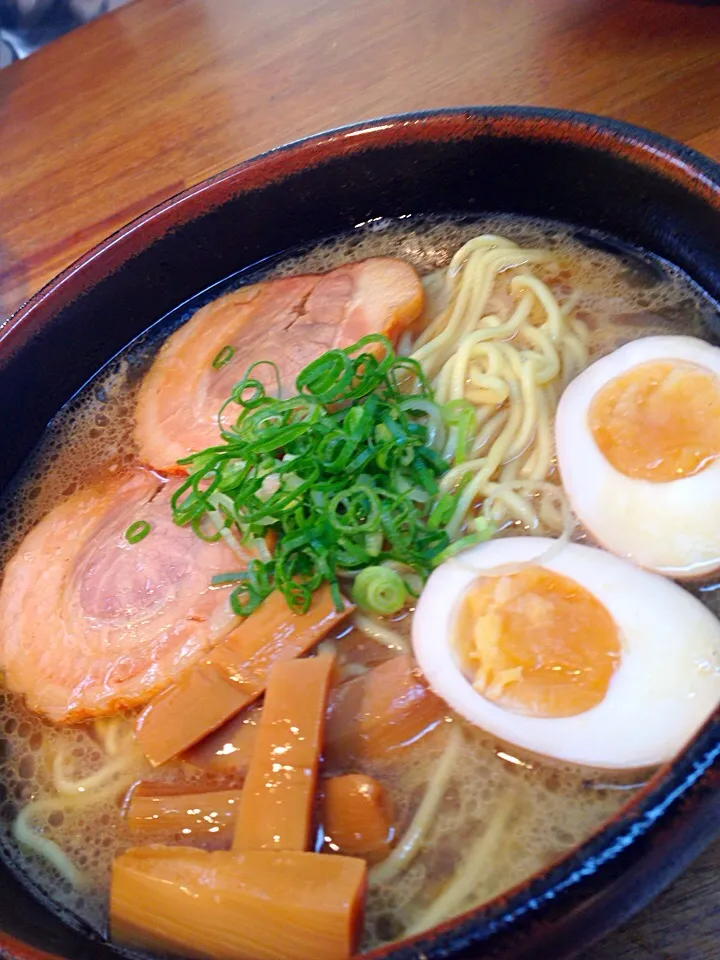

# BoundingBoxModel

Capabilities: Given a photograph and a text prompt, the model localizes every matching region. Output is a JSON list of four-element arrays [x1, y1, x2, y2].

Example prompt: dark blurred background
[[0, 0, 130, 66]]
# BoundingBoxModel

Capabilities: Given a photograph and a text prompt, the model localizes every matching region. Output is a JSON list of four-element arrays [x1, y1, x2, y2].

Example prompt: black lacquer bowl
[[1, 108, 720, 960]]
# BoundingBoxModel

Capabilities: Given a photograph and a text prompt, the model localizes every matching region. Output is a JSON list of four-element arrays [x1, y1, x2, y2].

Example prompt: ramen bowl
[[1, 107, 720, 960]]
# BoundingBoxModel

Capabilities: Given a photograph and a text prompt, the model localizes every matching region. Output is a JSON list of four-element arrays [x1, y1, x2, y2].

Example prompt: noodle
[[95, 717, 126, 758], [12, 800, 86, 888], [404, 791, 518, 935], [352, 612, 409, 653], [412, 235, 588, 539], [12, 718, 144, 885], [53, 751, 136, 798], [371, 724, 463, 885]]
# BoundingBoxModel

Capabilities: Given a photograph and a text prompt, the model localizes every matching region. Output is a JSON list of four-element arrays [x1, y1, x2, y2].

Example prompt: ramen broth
[[0, 215, 718, 953]]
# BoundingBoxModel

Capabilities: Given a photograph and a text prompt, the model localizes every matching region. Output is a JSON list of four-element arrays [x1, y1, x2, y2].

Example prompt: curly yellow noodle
[[404, 790, 520, 935], [12, 717, 144, 887], [53, 751, 136, 798], [12, 800, 86, 888], [412, 234, 588, 539], [352, 611, 409, 653], [371, 724, 463, 886]]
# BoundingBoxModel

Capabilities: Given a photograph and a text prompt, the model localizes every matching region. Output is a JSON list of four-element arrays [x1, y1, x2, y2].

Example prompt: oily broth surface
[[328, 617, 645, 950], [0, 215, 717, 948], [360, 731, 641, 948], [0, 214, 714, 561]]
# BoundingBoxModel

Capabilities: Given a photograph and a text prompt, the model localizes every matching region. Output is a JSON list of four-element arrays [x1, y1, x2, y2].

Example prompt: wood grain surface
[[1, 0, 720, 957]]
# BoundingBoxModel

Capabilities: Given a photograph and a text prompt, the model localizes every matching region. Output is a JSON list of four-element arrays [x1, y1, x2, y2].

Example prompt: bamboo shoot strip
[[136, 586, 352, 766], [111, 846, 367, 960], [233, 655, 334, 852], [182, 701, 263, 773], [126, 786, 243, 845], [324, 653, 446, 765], [185, 653, 446, 775], [127, 773, 393, 862]]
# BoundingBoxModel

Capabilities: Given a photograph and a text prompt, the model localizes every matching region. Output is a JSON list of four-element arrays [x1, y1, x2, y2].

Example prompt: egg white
[[412, 537, 720, 769], [556, 335, 720, 578]]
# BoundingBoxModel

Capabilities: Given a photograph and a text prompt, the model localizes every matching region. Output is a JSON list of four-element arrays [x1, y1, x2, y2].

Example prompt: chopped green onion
[[210, 571, 249, 586], [212, 345, 235, 369], [352, 566, 407, 616], [442, 399, 476, 463], [432, 519, 496, 567], [381, 560, 424, 598], [125, 520, 151, 544], [176, 334, 483, 616]]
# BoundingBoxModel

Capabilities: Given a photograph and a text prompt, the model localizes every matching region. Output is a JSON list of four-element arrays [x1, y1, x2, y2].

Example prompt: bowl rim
[[2, 106, 720, 960], [3, 104, 719, 338]]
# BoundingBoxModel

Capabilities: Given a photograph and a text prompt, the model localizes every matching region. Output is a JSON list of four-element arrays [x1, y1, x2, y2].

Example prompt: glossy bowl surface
[[1, 107, 720, 960]]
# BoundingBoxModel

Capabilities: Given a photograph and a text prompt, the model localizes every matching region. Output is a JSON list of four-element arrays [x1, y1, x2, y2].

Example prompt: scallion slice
[[176, 334, 491, 615], [125, 520, 151, 544], [212, 345, 235, 369], [351, 566, 407, 616]]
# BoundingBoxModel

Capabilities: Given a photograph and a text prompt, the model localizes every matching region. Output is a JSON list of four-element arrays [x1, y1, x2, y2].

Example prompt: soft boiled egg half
[[412, 538, 720, 768], [556, 335, 720, 578]]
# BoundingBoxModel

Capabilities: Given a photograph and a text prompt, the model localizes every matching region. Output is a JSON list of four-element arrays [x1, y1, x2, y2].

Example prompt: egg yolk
[[454, 566, 621, 718], [589, 359, 720, 482]]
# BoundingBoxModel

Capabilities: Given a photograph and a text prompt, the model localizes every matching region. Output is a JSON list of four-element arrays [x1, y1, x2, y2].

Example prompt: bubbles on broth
[[361, 729, 638, 947], [0, 361, 141, 568], [327, 621, 646, 951], [273, 213, 716, 361], [0, 696, 138, 931], [0, 213, 716, 950]]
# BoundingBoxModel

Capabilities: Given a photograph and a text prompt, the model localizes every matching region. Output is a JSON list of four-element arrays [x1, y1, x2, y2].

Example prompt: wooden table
[[1, 0, 720, 956]]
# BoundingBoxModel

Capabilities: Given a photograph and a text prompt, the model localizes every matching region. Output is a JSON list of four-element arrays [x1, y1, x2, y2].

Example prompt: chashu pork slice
[[134, 258, 424, 471], [0, 468, 248, 722]]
